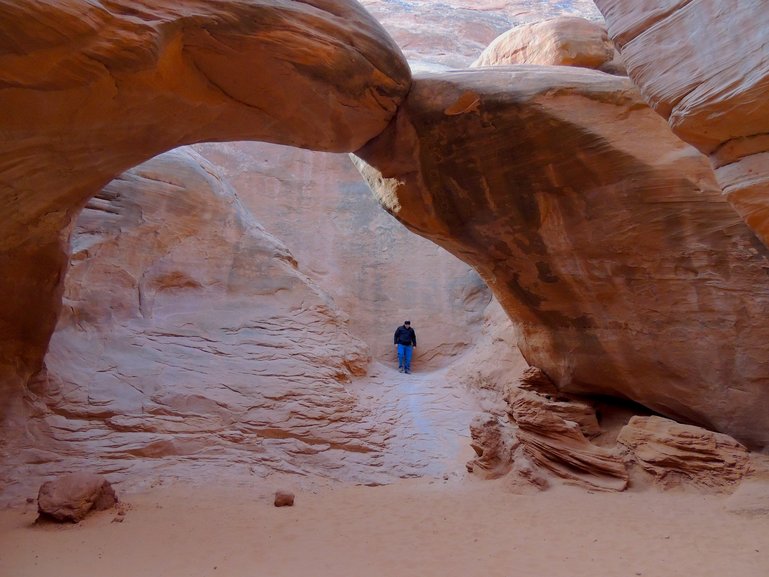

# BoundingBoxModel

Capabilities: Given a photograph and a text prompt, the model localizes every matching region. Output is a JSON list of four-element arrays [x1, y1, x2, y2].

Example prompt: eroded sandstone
[[473, 16, 625, 75], [618, 416, 750, 491], [354, 66, 769, 449], [0, 0, 410, 402], [593, 1, 769, 247]]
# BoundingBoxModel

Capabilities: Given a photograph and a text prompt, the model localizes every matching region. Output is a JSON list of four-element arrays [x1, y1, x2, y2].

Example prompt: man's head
[[404, 320, 411, 327]]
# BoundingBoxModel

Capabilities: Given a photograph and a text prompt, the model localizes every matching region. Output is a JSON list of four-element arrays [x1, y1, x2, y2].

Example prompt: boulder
[[274, 490, 295, 507], [37, 472, 117, 522], [354, 66, 769, 449], [617, 416, 750, 491], [594, 1, 769, 247], [473, 16, 625, 75]]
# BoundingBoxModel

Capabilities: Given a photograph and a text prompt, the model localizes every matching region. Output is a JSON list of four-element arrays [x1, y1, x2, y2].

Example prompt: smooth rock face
[[360, 0, 603, 70], [354, 66, 769, 449], [192, 141, 493, 369], [0, 0, 410, 402], [38, 472, 117, 522], [618, 416, 750, 491], [473, 16, 625, 75], [593, 1, 769, 246]]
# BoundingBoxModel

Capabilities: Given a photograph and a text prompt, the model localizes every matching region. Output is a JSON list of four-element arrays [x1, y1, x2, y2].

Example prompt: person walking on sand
[[394, 320, 417, 374]]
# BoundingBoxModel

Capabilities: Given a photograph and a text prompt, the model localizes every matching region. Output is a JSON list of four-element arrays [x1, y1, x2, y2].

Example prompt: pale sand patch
[[2, 476, 768, 577]]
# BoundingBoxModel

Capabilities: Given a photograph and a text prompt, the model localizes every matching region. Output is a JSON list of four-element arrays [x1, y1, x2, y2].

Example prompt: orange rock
[[355, 66, 769, 449], [473, 16, 625, 75], [37, 472, 117, 523], [617, 416, 750, 491], [0, 0, 410, 403], [594, 1, 769, 247]]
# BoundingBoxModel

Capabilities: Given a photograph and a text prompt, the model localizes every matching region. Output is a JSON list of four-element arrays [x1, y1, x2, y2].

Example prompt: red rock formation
[[3, 149, 390, 490], [511, 390, 629, 491], [618, 416, 750, 491], [0, 0, 410, 403], [360, 0, 603, 70], [473, 16, 625, 75], [593, 1, 769, 247], [37, 472, 117, 522], [192, 141, 497, 370], [354, 66, 769, 449], [467, 413, 516, 479]]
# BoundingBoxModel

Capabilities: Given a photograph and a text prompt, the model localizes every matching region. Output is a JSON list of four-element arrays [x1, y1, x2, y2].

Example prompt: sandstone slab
[[594, 1, 769, 247], [354, 66, 769, 449], [0, 0, 410, 402], [618, 415, 750, 491]]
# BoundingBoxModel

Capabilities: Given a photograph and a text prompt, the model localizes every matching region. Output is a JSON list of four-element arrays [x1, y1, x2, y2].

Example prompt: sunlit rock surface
[[473, 16, 625, 75], [0, 0, 410, 401], [354, 66, 769, 449], [594, 1, 769, 247]]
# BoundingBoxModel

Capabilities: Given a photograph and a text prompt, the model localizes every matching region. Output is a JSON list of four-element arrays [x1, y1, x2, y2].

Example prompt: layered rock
[[354, 66, 769, 449], [193, 141, 496, 370], [617, 416, 750, 491], [511, 390, 629, 491], [0, 0, 410, 402], [1, 149, 392, 492], [593, 1, 769, 246], [473, 16, 625, 75]]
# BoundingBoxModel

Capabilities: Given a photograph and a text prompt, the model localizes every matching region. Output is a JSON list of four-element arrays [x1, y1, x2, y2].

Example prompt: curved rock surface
[[618, 416, 750, 492], [473, 16, 624, 75], [3, 149, 385, 490], [593, 1, 769, 246], [354, 66, 769, 449], [0, 0, 410, 402]]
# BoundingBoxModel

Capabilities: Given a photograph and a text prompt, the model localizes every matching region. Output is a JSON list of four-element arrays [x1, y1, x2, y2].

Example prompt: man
[[393, 320, 417, 374]]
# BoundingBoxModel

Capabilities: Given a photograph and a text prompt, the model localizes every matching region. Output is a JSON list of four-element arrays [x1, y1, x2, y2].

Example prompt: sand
[[2, 473, 769, 577]]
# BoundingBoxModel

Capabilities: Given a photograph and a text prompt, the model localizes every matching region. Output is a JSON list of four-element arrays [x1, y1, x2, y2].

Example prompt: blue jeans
[[397, 344, 413, 372]]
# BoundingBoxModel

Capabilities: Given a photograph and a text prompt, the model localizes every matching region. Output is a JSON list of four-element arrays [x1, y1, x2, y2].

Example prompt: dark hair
[[404, 320, 411, 325]]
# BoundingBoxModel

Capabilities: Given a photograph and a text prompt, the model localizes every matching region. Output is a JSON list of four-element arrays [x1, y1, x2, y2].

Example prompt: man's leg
[[404, 345, 413, 373], [397, 344, 405, 372]]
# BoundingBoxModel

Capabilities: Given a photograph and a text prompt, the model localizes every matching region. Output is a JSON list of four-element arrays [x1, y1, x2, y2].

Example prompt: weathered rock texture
[[5, 149, 389, 490], [473, 16, 625, 75], [0, 0, 410, 404], [618, 416, 750, 492], [360, 0, 602, 70], [469, 368, 752, 492], [37, 472, 117, 522], [354, 66, 769, 449], [593, 1, 769, 247], [193, 141, 494, 369]]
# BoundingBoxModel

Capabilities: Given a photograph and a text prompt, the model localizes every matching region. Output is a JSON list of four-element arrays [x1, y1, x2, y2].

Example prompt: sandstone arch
[[0, 0, 411, 401], [354, 67, 769, 449]]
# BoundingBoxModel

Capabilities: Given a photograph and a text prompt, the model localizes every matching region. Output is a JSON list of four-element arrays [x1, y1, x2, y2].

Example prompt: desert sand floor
[[2, 472, 769, 577], [3, 366, 769, 577]]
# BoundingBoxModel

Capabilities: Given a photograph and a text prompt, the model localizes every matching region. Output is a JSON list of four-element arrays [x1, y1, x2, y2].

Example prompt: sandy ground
[[2, 471, 769, 577], [3, 365, 769, 577]]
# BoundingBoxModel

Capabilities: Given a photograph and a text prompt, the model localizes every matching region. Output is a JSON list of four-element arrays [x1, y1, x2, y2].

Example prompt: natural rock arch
[[0, 0, 411, 402]]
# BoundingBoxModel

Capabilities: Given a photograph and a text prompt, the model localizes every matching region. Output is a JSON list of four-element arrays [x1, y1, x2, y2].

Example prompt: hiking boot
[[399, 367, 404, 373], [404, 369, 411, 374]]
